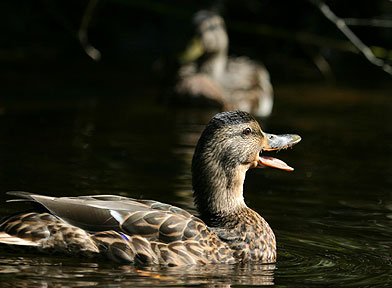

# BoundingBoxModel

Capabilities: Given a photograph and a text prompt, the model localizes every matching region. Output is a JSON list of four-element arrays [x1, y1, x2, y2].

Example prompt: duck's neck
[[200, 50, 227, 82], [192, 152, 248, 227]]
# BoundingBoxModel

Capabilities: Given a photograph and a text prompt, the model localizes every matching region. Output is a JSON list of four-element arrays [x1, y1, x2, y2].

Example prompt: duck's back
[[0, 192, 235, 265]]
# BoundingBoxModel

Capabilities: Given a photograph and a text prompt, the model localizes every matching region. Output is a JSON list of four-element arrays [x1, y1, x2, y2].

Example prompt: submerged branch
[[79, 0, 101, 61], [310, 0, 392, 76]]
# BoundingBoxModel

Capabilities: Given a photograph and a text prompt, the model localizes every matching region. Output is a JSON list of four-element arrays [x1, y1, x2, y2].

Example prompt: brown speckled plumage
[[0, 111, 300, 266]]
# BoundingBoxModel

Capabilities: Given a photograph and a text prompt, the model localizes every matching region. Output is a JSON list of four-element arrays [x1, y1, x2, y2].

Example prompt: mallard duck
[[175, 11, 274, 117], [0, 111, 300, 266]]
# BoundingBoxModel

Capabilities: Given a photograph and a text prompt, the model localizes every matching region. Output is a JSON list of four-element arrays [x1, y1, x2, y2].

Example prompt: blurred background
[[1, 0, 391, 101]]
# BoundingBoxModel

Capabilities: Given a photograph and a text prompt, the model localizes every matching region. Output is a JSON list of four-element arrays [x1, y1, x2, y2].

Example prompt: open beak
[[258, 133, 301, 171]]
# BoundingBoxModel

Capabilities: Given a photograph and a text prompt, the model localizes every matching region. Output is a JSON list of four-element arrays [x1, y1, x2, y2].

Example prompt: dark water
[[0, 84, 391, 287]]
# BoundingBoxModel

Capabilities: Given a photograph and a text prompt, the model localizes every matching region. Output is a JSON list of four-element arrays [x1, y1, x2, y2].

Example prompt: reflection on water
[[0, 254, 275, 287], [0, 84, 391, 286]]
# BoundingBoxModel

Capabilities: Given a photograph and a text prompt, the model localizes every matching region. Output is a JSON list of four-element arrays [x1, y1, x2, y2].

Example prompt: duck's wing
[[6, 191, 203, 243], [3, 193, 237, 265], [175, 73, 228, 109]]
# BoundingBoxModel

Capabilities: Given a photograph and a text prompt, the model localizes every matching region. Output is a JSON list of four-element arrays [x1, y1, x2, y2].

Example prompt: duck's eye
[[243, 128, 252, 136]]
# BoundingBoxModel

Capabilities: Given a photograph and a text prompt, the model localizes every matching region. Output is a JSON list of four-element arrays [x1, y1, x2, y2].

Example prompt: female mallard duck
[[0, 111, 300, 266], [175, 11, 274, 117]]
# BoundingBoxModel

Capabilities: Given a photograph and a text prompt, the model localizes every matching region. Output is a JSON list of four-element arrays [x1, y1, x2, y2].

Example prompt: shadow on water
[[0, 83, 391, 286]]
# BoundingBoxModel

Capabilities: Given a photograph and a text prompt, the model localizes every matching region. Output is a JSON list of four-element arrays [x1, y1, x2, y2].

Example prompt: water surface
[[0, 84, 391, 287]]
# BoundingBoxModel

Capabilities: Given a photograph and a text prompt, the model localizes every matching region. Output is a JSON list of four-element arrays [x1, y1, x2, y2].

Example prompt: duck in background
[[0, 111, 300, 266], [175, 11, 274, 117]]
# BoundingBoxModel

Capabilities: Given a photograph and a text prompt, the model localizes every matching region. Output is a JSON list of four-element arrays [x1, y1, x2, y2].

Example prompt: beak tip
[[292, 135, 302, 145]]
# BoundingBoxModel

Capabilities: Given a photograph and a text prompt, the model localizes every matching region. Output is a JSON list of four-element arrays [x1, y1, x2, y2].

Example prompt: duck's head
[[194, 11, 228, 55], [180, 11, 228, 64], [192, 111, 301, 223]]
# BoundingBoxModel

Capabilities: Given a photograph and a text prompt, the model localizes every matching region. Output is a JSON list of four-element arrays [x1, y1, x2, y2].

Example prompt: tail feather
[[0, 212, 99, 255], [0, 232, 39, 247], [6, 191, 36, 202]]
